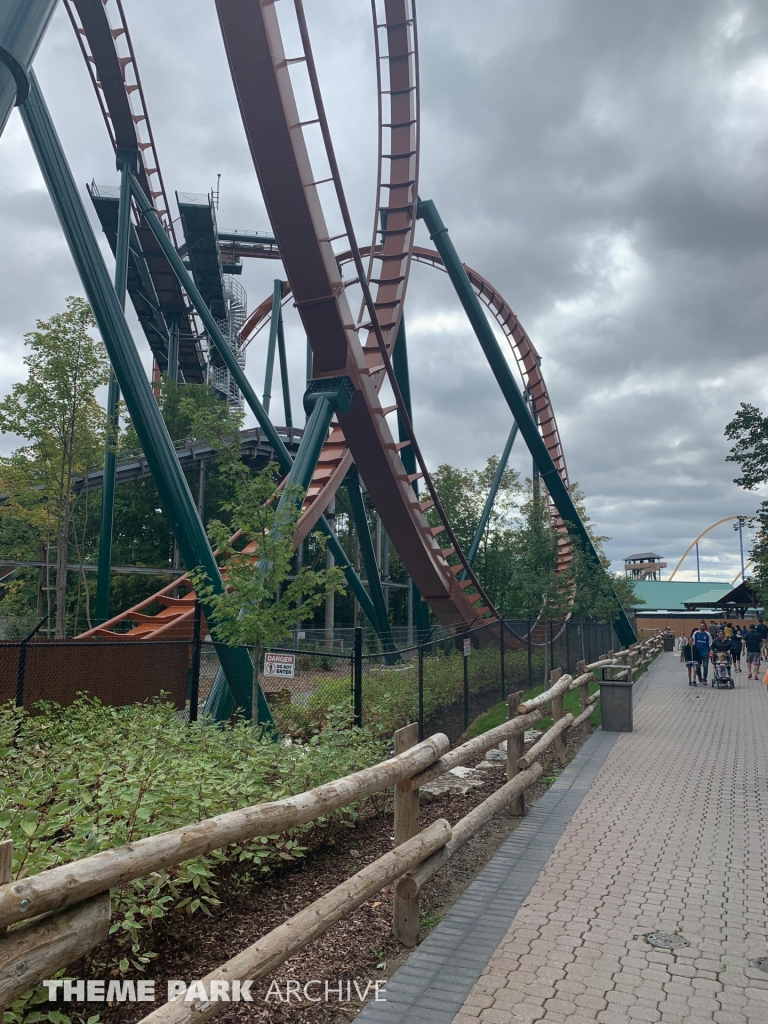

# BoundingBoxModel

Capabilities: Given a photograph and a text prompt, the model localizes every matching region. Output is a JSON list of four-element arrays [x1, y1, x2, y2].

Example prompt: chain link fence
[[1, 617, 625, 740]]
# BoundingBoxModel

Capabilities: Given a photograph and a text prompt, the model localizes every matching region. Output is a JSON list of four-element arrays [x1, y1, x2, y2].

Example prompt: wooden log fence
[[0, 631, 664, 1022]]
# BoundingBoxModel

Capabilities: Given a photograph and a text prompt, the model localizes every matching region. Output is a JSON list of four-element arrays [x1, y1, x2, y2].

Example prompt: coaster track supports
[[0, 0, 57, 137], [417, 198, 636, 647], [19, 70, 269, 723], [129, 169, 389, 647], [277, 301, 292, 428], [392, 319, 430, 638], [346, 467, 392, 647], [95, 151, 134, 625], [465, 422, 519, 572], [262, 279, 280, 415]]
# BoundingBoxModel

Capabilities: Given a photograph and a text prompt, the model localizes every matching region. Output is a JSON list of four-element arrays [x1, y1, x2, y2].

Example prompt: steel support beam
[[391, 318, 430, 638], [262, 279, 280, 413], [167, 320, 179, 384], [417, 198, 636, 647], [20, 72, 271, 725], [95, 154, 133, 625], [346, 467, 398, 653], [276, 299, 292, 428], [128, 171, 290, 464], [0, 0, 57, 137], [466, 422, 519, 570]]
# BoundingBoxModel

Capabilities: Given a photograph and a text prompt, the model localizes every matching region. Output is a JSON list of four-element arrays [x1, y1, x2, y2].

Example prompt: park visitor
[[682, 636, 698, 686], [692, 621, 713, 684], [758, 618, 768, 655], [743, 624, 763, 680], [730, 627, 743, 673]]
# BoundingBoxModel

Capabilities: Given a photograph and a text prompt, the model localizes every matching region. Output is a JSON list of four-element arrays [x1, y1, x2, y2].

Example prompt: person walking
[[731, 626, 743, 673], [758, 617, 768, 658], [682, 635, 698, 685], [744, 623, 762, 679], [692, 620, 713, 684]]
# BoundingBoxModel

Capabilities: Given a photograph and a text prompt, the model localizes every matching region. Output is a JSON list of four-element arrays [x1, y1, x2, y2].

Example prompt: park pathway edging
[[357, 656, 664, 1024]]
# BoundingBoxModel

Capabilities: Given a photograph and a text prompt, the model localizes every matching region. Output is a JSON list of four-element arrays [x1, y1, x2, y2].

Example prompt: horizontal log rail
[[402, 709, 543, 792], [136, 820, 452, 1024], [395, 764, 544, 899], [518, 713, 574, 770], [518, 672, 573, 713], [0, 630, 664, 1013]]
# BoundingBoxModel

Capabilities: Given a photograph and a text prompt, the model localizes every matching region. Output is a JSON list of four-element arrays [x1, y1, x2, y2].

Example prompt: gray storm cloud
[[0, 0, 766, 582]]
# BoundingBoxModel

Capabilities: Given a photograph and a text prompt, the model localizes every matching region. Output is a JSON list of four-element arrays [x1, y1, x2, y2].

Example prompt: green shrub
[[1, 696, 388, 1022]]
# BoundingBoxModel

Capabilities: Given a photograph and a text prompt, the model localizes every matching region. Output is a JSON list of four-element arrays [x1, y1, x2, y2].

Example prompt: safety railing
[[0, 631, 664, 1018]]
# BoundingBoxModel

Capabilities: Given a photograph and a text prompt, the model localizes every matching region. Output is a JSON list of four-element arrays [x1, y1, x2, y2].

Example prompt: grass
[[467, 677, 602, 737]]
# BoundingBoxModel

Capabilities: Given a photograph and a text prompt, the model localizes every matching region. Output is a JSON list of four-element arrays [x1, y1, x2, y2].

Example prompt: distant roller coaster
[[668, 516, 755, 582], [0, 0, 635, 722]]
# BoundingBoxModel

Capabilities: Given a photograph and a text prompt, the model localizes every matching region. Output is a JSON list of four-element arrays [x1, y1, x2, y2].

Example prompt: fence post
[[189, 600, 202, 724], [500, 619, 506, 701], [506, 691, 525, 816], [0, 837, 11, 1019], [550, 667, 568, 766], [565, 618, 571, 675], [577, 658, 591, 734], [353, 626, 363, 728], [463, 631, 470, 732], [15, 613, 48, 710], [417, 641, 424, 742], [393, 723, 420, 946]]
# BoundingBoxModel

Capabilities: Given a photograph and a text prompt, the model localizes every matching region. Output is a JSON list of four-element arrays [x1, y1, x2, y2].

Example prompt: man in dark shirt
[[743, 624, 763, 679], [692, 621, 713, 683], [756, 618, 768, 656]]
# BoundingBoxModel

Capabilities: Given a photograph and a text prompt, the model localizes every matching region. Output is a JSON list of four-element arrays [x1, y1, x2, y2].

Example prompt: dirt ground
[[66, 723, 594, 1024]]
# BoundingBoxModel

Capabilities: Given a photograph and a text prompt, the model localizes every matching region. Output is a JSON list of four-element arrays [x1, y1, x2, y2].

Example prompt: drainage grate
[[751, 958, 768, 973], [646, 932, 689, 950]]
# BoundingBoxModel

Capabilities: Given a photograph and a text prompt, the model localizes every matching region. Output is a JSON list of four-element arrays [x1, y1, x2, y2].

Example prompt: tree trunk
[[252, 643, 261, 731], [55, 506, 69, 638]]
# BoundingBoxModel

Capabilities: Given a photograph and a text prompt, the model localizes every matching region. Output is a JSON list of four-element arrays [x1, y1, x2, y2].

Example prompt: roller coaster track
[[75, 0, 571, 645], [64, 0, 204, 380]]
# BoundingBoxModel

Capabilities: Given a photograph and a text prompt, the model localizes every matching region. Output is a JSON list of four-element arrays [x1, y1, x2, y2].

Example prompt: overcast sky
[[1, 0, 767, 583]]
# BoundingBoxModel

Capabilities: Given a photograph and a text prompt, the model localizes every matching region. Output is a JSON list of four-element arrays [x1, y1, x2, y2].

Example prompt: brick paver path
[[454, 653, 768, 1024]]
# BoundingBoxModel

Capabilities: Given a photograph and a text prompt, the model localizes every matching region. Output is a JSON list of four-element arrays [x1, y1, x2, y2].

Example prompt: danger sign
[[463, 637, 471, 657], [263, 652, 296, 678]]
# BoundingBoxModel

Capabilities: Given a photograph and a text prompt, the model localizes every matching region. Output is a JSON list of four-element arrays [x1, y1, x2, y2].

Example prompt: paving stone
[[358, 655, 768, 1024]]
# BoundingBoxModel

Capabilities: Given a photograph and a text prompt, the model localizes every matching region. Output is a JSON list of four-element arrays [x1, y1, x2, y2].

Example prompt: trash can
[[600, 677, 633, 732], [663, 633, 674, 652]]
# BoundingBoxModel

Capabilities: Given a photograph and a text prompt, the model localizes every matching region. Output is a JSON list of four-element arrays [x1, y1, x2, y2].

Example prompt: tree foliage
[[725, 402, 767, 603], [0, 297, 109, 635]]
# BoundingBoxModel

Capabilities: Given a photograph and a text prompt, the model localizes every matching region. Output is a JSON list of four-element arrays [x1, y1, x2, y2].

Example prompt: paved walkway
[[360, 652, 768, 1024]]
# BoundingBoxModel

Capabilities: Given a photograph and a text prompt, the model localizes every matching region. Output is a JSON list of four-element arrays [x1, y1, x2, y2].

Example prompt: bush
[[1, 696, 388, 1022]]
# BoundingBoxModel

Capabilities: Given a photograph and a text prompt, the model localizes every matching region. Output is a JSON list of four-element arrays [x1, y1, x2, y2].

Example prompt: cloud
[[0, 0, 766, 582]]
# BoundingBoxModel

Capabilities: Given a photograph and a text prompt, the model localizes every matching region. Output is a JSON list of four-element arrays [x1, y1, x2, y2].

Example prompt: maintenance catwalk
[[359, 651, 768, 1024]]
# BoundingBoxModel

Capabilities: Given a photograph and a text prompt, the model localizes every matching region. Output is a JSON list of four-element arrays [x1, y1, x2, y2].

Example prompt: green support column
[[20, 72, 271, 724], [417, 198, 636, 647], [276, 300, 292, 428], [466, 422, 519, 570], [391, 318, 430, 638], [95, 153, 133, 625], [346, 467, 400, 656], [262, 279, 280, 413]]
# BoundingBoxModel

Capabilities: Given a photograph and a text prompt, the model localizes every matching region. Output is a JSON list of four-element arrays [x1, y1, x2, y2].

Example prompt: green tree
[[725, 402, 768, 603], [0, 298, 109, 635], [190, 453, 345, 728]]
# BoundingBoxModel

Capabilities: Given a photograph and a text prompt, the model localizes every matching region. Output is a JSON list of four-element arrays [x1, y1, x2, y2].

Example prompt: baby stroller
[[712, 652, 734, 689]]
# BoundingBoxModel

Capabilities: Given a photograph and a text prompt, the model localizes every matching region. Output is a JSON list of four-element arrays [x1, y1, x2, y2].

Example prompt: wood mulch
[[65, 723, 594, 1024]]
